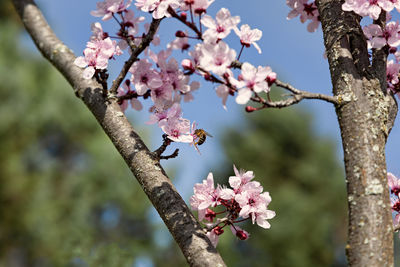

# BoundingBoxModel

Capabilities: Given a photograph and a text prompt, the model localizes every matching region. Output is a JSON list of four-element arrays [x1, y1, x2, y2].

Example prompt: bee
[[193, 129, 213, 154]]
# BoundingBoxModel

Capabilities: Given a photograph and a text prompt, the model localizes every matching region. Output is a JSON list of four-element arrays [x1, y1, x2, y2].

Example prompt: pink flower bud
[[245, 106, 257, 113], [205, 208, 217, 222], [195, 8, 206, 15], [236, 230, 249, 240], [182, 59, 195, 73], [266, 75, 276, 86], [213, 226, 224, 236], [176, 31, 187, 38], [204, 74, 212, 81], [180, 12, 187, 21]]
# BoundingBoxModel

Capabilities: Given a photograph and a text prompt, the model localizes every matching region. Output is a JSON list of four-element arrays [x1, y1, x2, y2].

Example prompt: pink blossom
[[150, 85, 174, 108], [74, 37, 118, 79], [91, 0, 133, 21], [90, 22, 108, 41], [159, 116, 193, 143], [135, 0, 158, 12], [286, 0, 320, 31], [307, 16, 320, 33], [201, 8, 240, 40], [147, 102, 182, 125], [190, 173, 221, 220], [233, 62, 276, 105], [152, 0, 182, 19], [216, 84, 229, 110], [124, 10, 145, 37], [234, 24, 262, 54], [136, 0, 181, 19], [199, 41, 236, 76], [229, 165, 255, 191], [219, 186, 235, 200], [181, 0, 215, 15], [206, 228, 219, 247], [391, 196, 400, 212], [129, 59, 163, 95], [342, 0, 394, 20], [388, 172, 400, 195], [363, 22, 400, 49], [182, 81, 200, 102], [387, 60, 400, 91], [182, 58, 195, 73], [235, 190, 275, 229]]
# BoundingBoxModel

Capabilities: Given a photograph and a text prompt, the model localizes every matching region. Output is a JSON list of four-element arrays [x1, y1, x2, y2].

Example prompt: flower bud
[[266, 76, 276, 86], [213, 226, 224, 235], [175, 31, 187, 38], [245, 106, 257, 113], [180, 12, 187, 21], [236, 230, 249, 240], [205, 208, 217, 222]]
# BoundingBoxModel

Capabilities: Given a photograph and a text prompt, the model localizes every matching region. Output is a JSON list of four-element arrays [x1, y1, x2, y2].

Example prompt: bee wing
[[205, 131, 213, 137]]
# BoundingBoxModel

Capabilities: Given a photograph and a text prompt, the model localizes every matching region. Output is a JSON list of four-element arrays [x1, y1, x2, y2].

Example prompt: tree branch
[[11, 1, 226, 266], [316, 0, 397, 266], [230, 60, 339, 106]]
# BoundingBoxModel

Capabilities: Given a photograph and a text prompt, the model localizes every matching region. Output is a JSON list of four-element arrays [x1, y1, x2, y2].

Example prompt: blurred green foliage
[[0, 18, 155, 267]]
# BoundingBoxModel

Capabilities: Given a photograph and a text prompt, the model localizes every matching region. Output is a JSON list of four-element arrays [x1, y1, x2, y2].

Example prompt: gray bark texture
[[316, 0, 398, 266], [11, 0, 226, 266]]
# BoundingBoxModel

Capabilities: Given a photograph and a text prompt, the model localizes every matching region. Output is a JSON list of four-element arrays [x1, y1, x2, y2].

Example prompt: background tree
[[0, 15, 158, 267]]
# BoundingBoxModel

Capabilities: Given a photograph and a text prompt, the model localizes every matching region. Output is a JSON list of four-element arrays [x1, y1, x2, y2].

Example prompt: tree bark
[[317, 0, 398, 266], [11, 0, 226, 266]]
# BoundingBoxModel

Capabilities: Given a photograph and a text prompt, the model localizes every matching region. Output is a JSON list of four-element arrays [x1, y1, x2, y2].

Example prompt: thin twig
[[274, 79, 339, 104], [160, 149, 180, 160], [231, 60, 339, 105], [153, 134, 172, 158], [168, 6, 203, 40], [204, 218, 229, 232]]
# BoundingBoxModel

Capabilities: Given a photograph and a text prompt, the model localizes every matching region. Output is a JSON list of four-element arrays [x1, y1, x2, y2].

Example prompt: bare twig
[[204, 217, 229, 232], [160, 149, 179, 160], [153, 134, 172, 157], [274, 79, 339, 105], [109, 18, 162, 96]]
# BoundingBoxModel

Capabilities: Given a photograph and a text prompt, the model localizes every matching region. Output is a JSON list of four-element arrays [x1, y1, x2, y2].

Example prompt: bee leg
[[194, 143, 201, 155]]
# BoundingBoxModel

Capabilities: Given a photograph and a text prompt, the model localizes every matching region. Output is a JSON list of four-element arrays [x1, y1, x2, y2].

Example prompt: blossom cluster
[[190, 165, 275, 247], [74, 0, 277, 150], [287, 0, 400, 98], [388, 172, 400, 233], [286, 0, 320, 32]]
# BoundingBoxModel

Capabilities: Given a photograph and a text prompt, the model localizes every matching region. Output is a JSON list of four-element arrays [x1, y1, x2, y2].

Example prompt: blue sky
[[31, 0, 400, 200]]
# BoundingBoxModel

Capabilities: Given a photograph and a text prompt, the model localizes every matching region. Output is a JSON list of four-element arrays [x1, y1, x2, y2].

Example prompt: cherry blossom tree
[[11, 0, 400, 266]]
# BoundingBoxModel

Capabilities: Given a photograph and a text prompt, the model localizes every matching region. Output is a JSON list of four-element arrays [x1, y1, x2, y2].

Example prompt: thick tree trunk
[[317, 1, 398, 266]]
